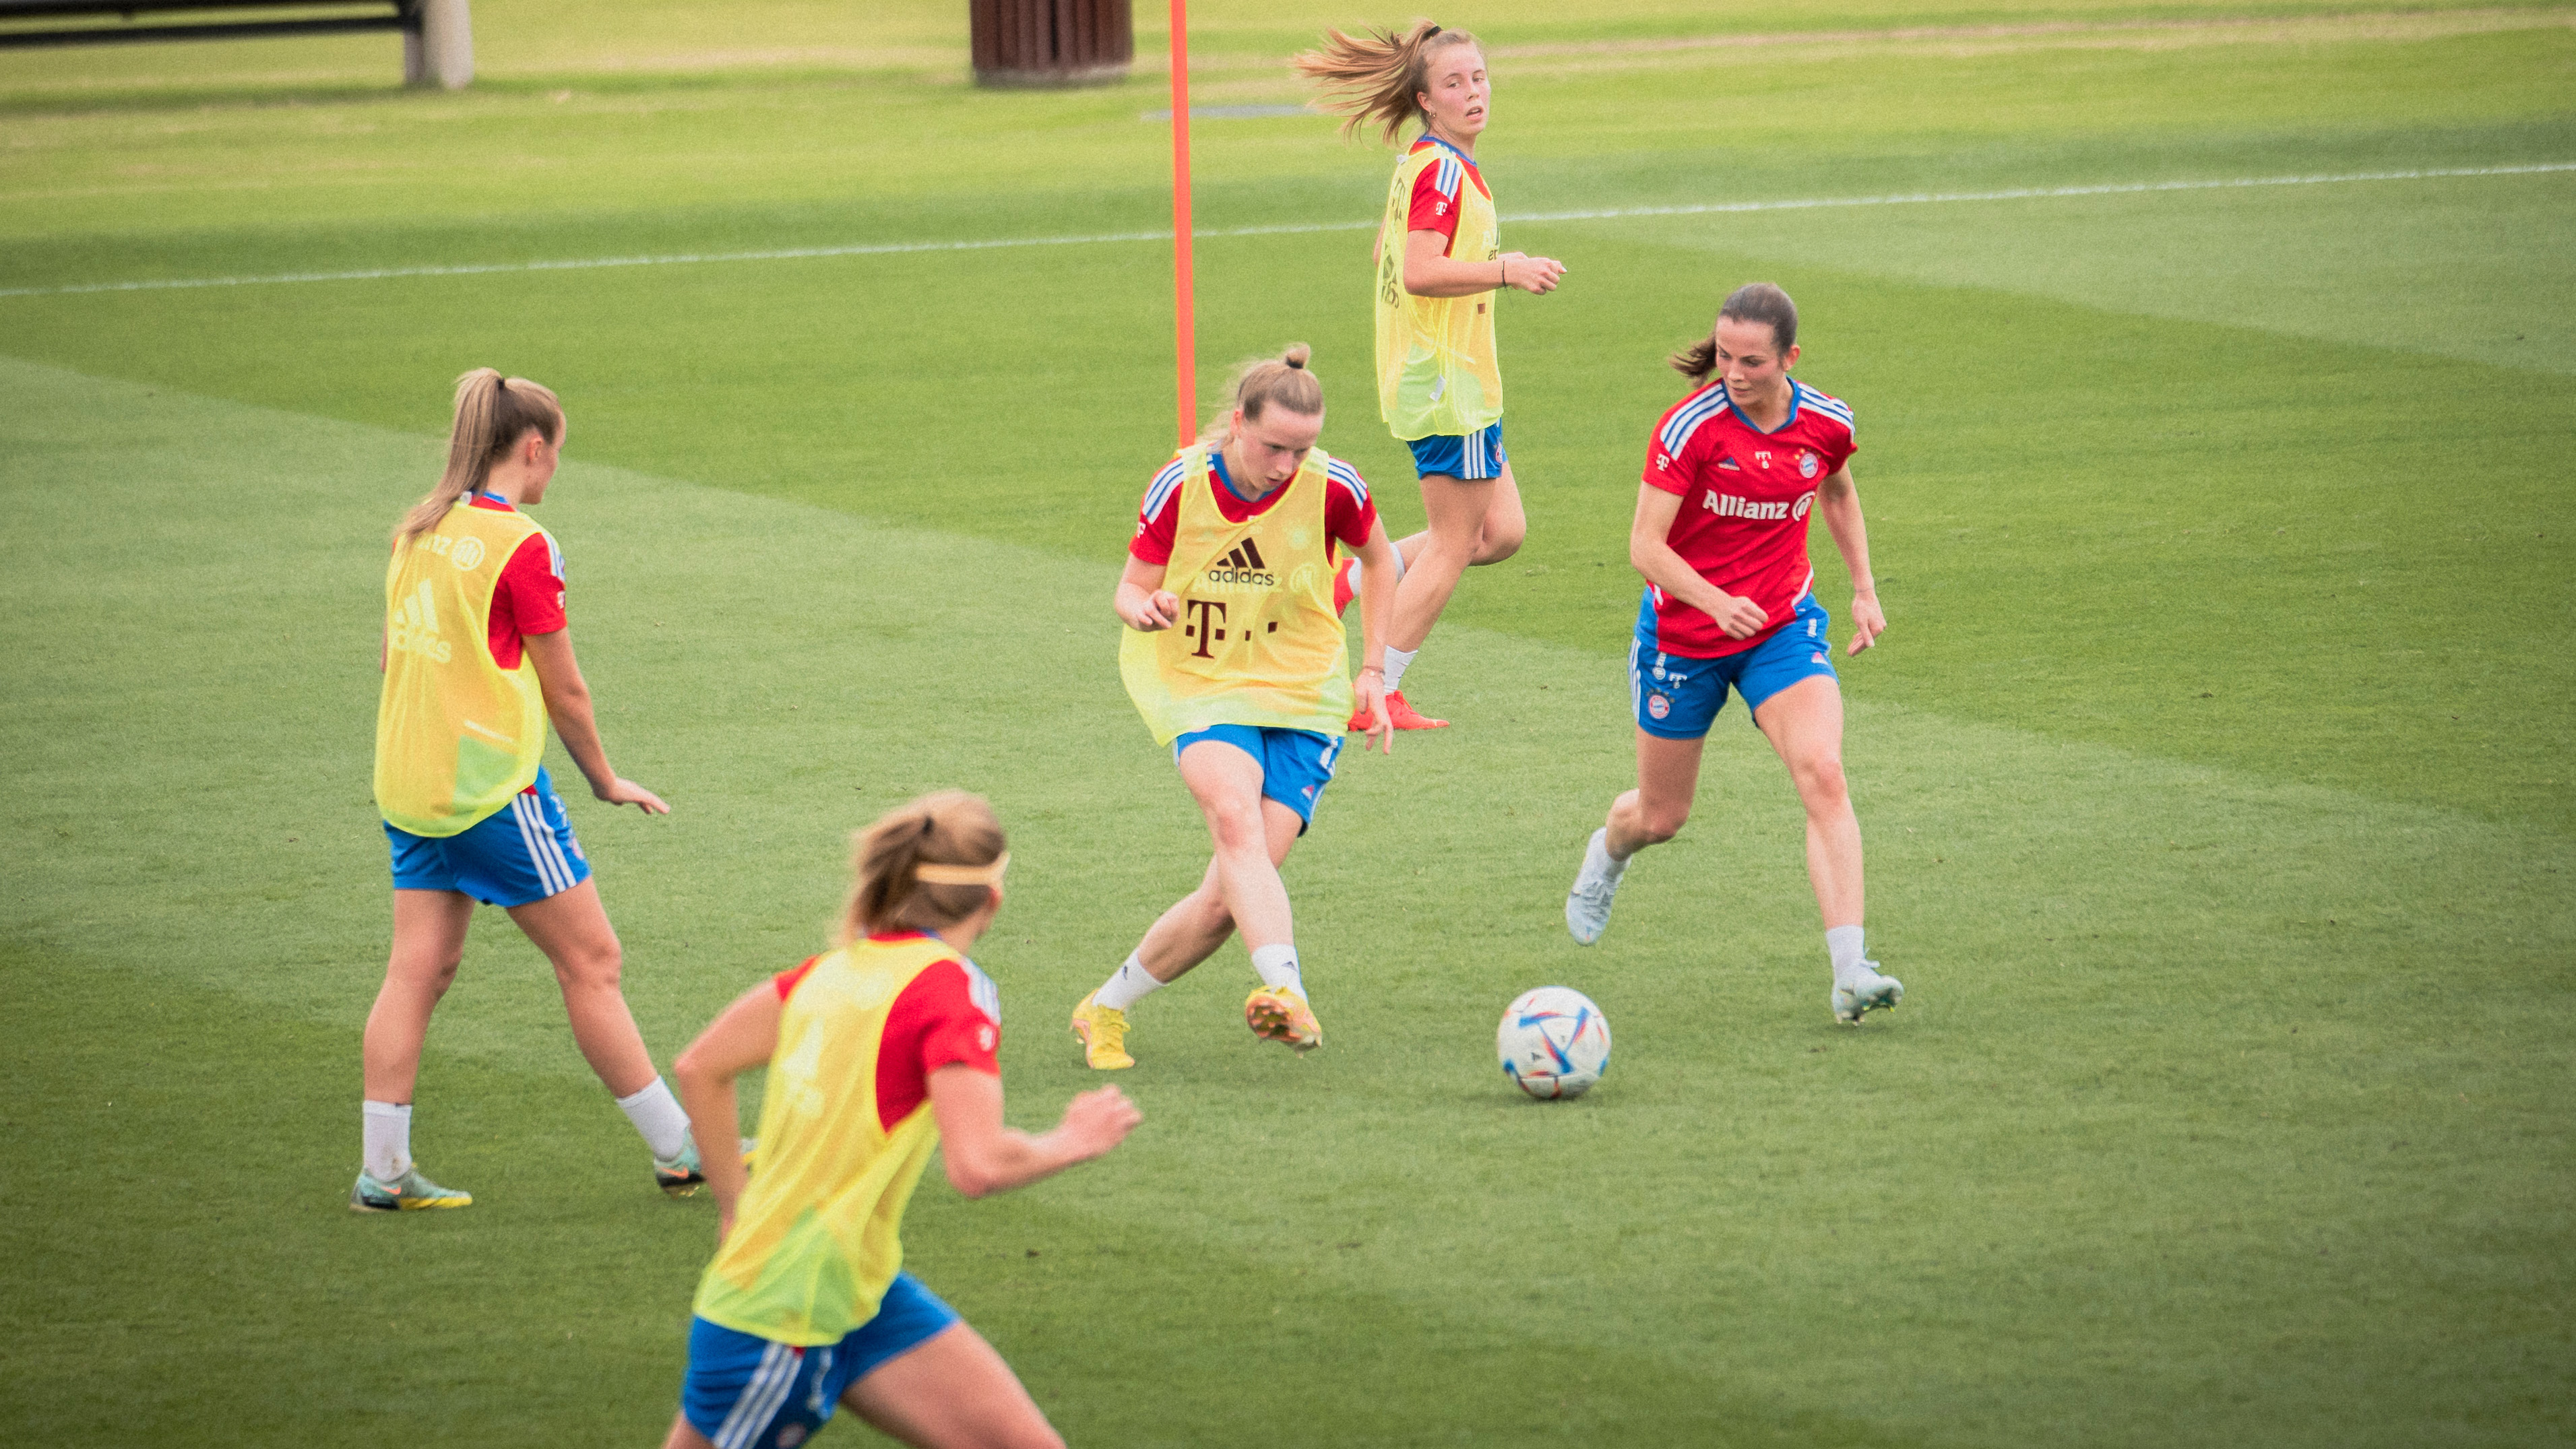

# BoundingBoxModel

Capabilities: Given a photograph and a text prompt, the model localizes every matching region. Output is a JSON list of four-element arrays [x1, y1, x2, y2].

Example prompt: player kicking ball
[[1073, 346, 1401, 1070], [1564, 285, 1906, 1025], [664, 792, 1139, 1449]]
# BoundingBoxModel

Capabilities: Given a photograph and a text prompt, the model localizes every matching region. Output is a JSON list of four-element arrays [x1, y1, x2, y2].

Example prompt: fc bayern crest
[[1646, 693, 1670, 720], [1799, 451, 1820, 478]]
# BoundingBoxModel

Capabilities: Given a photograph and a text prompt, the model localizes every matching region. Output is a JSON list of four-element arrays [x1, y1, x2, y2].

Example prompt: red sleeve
[[774, 956, 821, 1000], [1643, 411, 1699, 497], [1129, 465, 1183, 566], [1407, 158, 1462, 243], [1327, 469, 1379, 552], [1823, 418, 1858, 472], [485, 532, 567, 670], [873, 959, 1001, 1132]]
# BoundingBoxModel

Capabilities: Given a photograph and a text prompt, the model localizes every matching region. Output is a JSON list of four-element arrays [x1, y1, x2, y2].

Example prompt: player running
[[1071, 346, 1402, 1070], [1298, 20, 1565, 731], [357, 368, 699, 1213], [664, 792, 1140, 1449], [1563, 286, 1906, 1025]]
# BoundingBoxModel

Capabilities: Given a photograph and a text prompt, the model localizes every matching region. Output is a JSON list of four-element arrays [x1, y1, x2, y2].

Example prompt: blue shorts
[[1404, 422, 1507, 481], [1632, 596, 1839, 740], [1174, 724, 1342, 831], [384, 765, 591, 907], [681, 1274, 960, 1449]]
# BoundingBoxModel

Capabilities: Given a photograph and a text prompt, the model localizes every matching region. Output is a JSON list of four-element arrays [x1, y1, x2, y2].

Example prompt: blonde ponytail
[[1294, 20, 1481, 145], [395, 368, 564, 542], [1195, 344, 1326, 448], [843, 791, 1009, 941]]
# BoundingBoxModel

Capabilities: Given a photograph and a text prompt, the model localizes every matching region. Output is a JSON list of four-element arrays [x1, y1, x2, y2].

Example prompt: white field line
[[3, 162, 2569, 301]]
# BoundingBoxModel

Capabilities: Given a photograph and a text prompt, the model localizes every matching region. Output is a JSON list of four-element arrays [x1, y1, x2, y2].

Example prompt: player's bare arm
[[524, 629, 669, 812], [1402, 229, 1563, 297], [927, 1067, 1139, 1198], [1114, 555, 1181, 631], [1628, 483, 1767, 639], [669, 980, 784, 1242], [1812, 465, 1884, 655]]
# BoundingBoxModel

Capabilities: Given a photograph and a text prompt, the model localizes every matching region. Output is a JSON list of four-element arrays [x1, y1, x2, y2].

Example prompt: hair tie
[[915, 853, 1009, 888], [1426, 24, 1441, 36]]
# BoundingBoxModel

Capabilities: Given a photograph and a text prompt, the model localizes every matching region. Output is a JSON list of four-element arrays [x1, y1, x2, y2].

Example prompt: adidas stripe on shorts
[[384, 765, 592, 907]]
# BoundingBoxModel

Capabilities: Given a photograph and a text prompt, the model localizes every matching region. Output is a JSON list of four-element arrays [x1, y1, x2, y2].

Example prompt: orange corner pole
[[1168, 0, 1196, 449]]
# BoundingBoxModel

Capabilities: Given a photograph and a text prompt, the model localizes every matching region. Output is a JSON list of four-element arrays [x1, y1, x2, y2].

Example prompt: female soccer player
[[356, 368, 699, 1212], [664, 792, 1138, 1449], [1563, 285, 1906, 1025], [1298, 20, 1566, 730], [1069, 346, 1402, 1070]]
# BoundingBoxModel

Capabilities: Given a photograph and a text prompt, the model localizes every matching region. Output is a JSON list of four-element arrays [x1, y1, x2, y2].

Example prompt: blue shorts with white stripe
[[1404, 421, 1507, 481], [681, 1275, 962, 1449], [384, 765, 592, 907]]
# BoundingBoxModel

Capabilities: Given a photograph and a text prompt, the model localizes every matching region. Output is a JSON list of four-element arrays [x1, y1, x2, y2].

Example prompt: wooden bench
[[0, 0, 474, 88]]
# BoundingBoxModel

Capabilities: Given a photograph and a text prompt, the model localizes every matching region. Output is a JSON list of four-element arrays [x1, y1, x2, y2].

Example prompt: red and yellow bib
[[693, 934, 964, 1346], [373, 501, 552, 837], [1119, 447, 1352, 746]]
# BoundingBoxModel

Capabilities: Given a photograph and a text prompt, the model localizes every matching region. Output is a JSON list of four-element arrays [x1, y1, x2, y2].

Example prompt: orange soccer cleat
[[1350, 688, 1447, 732]]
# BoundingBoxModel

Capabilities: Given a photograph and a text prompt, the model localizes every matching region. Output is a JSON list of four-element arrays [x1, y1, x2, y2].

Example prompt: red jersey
[[1636, 378, 1857, 658], [1405, 135, 1489, 249], [1129, 449, 1377, 566], [462, 492, 567, 669], [774, 932, 1001, 1135]]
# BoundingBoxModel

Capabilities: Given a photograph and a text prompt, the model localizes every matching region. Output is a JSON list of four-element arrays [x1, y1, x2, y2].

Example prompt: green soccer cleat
[[657, 1136, 757, 1197], [1831, 964, 1905, 1025], [350, 1167, 472, 1213]]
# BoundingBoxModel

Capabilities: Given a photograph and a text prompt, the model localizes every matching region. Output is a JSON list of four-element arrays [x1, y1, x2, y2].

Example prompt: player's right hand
[[1060, 1085, 1143, 1158], [1709, 593, 1769, 639], [1122, 589, 1181, 631], [599, 777, 670, 814], [1502, 251, 1565, 295]]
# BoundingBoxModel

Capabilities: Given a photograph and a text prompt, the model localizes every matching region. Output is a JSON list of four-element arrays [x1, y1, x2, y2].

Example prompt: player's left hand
[[1848, 592, 1887, 655], [599, 777, 670, 813], [1354, 670, 1393, 754]]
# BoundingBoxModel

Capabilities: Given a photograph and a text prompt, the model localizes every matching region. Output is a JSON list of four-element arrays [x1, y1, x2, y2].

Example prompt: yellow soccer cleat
[[349, 1167, 471, 1213], [1244, 984, 1322, 1054], [1070, 992, 1135, 1070]]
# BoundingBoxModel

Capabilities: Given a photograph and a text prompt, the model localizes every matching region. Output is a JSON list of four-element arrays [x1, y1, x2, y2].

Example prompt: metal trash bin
[[970, 0, 1130, 88]]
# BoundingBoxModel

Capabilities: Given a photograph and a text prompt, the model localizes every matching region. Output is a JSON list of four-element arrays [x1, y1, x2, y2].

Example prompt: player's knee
[[552, 937, 623, 992], [1475, 519, 1527, 565], [1207, 802, 1267, 854], [1792, 754, 1848, 810], [990, 1421, 1065, 1449]]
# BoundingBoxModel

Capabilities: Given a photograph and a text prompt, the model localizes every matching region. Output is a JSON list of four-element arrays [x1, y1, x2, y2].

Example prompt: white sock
[[1826, 926, 1867, 990], [616, 1076, 692, 1161], [1094, 953, 1165, 1012], [1589, 827, 1629, 875], [362, 1099, 412, 1182], [1382, 644, 1419, 693], [1250, 943, 1304, 996]]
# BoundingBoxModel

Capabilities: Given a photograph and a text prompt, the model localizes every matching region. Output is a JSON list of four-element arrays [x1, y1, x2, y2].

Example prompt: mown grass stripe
[[3, 162, 2567, 300]]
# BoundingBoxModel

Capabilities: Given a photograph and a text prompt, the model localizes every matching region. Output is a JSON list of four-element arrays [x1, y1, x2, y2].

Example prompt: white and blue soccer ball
[[1497, 987, 1611, 1100]]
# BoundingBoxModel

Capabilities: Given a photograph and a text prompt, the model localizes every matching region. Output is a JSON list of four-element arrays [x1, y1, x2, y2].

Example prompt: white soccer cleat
[[1831, 963, 1904, 1025], [1565, 828, 1627, 946]]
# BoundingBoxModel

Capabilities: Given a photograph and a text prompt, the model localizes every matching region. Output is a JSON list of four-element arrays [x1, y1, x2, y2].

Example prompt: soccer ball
[[1497, 987, 1611, 1100]]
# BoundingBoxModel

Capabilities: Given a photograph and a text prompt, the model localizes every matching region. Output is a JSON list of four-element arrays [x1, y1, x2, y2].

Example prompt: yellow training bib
[[1375, 138, 1503, 440], [373, 500, 552, 837], [1119, 447, 1352, 746]]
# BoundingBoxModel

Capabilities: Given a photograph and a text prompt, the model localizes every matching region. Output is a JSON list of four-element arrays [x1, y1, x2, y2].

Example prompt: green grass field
[[3, 2, 2572, 1444]]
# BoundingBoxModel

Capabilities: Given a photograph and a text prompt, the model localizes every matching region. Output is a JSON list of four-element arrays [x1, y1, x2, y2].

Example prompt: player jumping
[[664, 792, 1139, 1449], [1298, 20, 1566, 730], [358, 368, 699, 1213], [1071, 346, 1402, 1070], [1563, 285, 1906, 1025]]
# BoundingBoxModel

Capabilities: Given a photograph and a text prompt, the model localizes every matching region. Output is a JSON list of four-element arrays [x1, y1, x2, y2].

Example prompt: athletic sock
[[1826, 925, 1867, 990], [1382, 645, 1419, 693], [362, 1099, 412, 1182], [1590, 827, 1631, 874], [1093, 953, 1165, 1013], [1250, 943, 1304, 997], [616, 1076, 692, 1162]]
